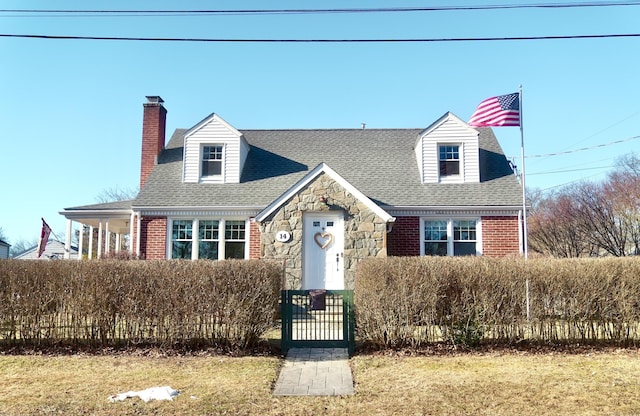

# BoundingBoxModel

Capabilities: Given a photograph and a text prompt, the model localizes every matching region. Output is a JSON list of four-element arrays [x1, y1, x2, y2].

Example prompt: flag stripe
[[468, 92, 520, 127]]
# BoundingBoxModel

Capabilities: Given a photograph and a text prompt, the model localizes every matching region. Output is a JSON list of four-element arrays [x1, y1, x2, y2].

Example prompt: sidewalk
[[272, 348, 355, 396]]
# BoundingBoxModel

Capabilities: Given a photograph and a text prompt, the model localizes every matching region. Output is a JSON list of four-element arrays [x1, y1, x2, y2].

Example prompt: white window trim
[[437, 143, 464, 184], [167, 218, 250, 260], [420, 217, 482, 256], [200, 144, 225, 184]]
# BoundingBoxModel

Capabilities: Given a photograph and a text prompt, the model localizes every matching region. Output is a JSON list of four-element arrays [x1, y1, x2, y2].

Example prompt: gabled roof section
[[184, 112, 243, 139], [255, 163, 395, 223], [416, 111, 478, 146]]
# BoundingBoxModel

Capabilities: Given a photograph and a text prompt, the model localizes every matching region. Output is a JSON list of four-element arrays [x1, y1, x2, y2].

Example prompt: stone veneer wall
[[259, 173, 388, 290]]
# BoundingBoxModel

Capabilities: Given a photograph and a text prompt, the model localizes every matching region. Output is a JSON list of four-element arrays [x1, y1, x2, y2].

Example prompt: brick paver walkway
[[272, 348, 355, 396]]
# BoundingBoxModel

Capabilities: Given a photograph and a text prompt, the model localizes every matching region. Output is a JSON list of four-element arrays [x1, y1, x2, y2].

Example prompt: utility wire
[[526, 135, 640, 158], [1, 33, 639, 42], [2, 2, 640, 16]]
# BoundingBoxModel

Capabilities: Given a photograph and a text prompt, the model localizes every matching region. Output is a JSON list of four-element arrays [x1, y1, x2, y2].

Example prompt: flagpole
[[519, 85, 531, 321]]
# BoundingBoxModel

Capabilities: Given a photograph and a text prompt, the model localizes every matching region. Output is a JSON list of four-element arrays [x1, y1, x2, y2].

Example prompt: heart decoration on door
[[314, 232, 334, 249]]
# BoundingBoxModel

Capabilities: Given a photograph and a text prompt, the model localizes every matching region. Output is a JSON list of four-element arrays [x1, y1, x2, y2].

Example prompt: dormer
[[182, 113, 250, 184], [414, 112, 480, 184]]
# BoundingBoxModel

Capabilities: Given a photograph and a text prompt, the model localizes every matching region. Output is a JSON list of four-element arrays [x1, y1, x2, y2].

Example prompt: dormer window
[[202, 145, 224, 177], [439, 145, 460, 177]]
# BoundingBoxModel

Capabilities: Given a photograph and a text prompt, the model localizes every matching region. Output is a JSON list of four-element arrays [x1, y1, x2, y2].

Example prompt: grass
[[2, 349, 640, 415]]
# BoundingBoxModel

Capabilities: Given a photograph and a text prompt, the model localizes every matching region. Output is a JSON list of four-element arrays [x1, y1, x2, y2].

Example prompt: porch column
[[105, 219, 110, 255], [115, 233, 121, 254], [88, 226, 94, 259], [192, 219, 199, 260], [219, 219, 226, 260], [97, 220, 103, 258], [129, 212, 135, 255], [77, 225, 84, 260], [64, 219, 72, 259], [135, 212, 141, 257]]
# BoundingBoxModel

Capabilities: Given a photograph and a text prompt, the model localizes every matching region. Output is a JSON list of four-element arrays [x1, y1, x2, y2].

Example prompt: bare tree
[[95, 186, 138, 203], [528, 189, 591, 257], [606, 154, 640, 255], [9, 238, 39, 257]]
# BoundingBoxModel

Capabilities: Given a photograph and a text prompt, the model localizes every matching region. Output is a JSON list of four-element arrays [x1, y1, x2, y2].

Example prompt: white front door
[[303, 213, 344, 290]]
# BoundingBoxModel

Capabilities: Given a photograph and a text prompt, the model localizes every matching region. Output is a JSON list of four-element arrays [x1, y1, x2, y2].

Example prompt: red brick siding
[[140, 103, 167, 189], [249, 220, 261, 259], [387, 216, 421, 256], [140, 216, 167, 259], [481, 216, 521, 257]]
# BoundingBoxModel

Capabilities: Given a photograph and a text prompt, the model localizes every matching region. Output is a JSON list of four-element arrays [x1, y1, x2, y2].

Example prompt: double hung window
[[202, 145, 223, 177], [170, 219, 246, 260], [439, 145, 460, 178], [423, 218, 479, 256]]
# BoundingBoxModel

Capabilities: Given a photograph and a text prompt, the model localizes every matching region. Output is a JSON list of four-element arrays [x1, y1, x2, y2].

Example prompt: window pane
[[424, 221, 447, 241], [203, 146, 223, 160], [199, 241, 219, 260], [454, 220, 476, 241], [454, 242, 476, 256], [202, 160, 222, 176], [225, 242, 245, 259], [425, 242, 448, 256], [172, 220, 192, 240], [439, 145, 459, 160], [199, 220, 219, 240], [225, 221, 245, 240], [172, 241, 192, 259], [439, 161, 459, 176]]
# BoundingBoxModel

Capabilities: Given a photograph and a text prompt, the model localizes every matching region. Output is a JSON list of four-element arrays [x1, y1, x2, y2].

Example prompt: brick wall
[[140, 216, 167, 259], [249, 219, 261, 259], [481, 216, 521, 257], [387, 216, 421, 256], [140, 100, 167, 189]]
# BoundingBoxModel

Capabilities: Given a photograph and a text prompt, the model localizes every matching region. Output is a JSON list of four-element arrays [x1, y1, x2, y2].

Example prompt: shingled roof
[[134, 126, 522, 210]]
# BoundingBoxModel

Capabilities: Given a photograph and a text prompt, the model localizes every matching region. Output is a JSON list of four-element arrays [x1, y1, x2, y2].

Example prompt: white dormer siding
[[182, 114, 250, 184], [415, 112, 480, 184]]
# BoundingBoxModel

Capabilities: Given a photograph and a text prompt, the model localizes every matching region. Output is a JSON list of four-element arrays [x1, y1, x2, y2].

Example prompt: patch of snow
[[108, 386, 179, 403]]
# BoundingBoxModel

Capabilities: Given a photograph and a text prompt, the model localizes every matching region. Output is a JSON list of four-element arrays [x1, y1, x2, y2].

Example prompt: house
[[61, 96, 524, 289], [13, 239, 78, 260], [0, 239, 10, 259]]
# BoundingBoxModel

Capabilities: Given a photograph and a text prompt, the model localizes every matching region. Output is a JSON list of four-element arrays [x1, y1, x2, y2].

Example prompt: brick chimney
[[140, 96, 167, 189]]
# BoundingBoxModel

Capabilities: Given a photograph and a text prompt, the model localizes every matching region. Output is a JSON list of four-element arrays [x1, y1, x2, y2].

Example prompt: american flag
[[468, 92, 520, 127], [37, 218, 52, 258]]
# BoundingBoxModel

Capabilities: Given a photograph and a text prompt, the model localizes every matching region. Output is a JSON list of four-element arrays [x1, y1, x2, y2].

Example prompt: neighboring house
[[61, 96, 524, 289], [0, 239, 10, 259], [13, 239, 78, 260]]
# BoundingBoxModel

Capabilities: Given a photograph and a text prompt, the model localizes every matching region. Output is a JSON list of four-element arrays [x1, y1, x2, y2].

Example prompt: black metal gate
[[281, 290, 355, 356]]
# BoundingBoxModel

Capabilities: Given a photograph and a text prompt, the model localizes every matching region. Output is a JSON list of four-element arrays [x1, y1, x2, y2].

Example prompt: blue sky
[[1, 1, 639, 246]]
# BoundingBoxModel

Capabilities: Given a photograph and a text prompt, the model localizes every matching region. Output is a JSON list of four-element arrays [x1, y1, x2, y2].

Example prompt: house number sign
[[276, 231, 291, 243]]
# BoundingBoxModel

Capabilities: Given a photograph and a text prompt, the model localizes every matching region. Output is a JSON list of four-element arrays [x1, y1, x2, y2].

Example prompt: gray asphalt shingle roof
[[134, 126, 522, 209]]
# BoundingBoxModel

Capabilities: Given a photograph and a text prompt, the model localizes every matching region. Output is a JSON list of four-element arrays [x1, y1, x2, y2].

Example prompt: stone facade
[[259, 173, 388, 290]]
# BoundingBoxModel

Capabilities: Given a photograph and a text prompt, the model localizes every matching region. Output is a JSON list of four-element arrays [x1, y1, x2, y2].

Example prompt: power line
[[2, 2, 640, 16], [1, 33, 639, 43], [528, 165, 614, 175], [526, 135, 640, 158]]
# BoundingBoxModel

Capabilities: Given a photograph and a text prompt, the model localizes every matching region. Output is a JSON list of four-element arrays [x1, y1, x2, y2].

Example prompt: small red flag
[[37, 218, 52, 258]]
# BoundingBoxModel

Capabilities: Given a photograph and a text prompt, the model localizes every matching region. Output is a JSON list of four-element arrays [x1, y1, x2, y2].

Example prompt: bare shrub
[[355, 256, 640, 349], [0, 259, 281, 349]]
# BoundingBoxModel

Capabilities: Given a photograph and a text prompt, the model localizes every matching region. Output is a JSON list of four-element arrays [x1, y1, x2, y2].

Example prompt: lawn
[[1, 349, 640, 415]]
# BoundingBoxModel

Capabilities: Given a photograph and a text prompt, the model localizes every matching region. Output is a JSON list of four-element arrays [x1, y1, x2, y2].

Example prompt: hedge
[[355, 256, 640, 348], [0, 259, 282, 349]]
